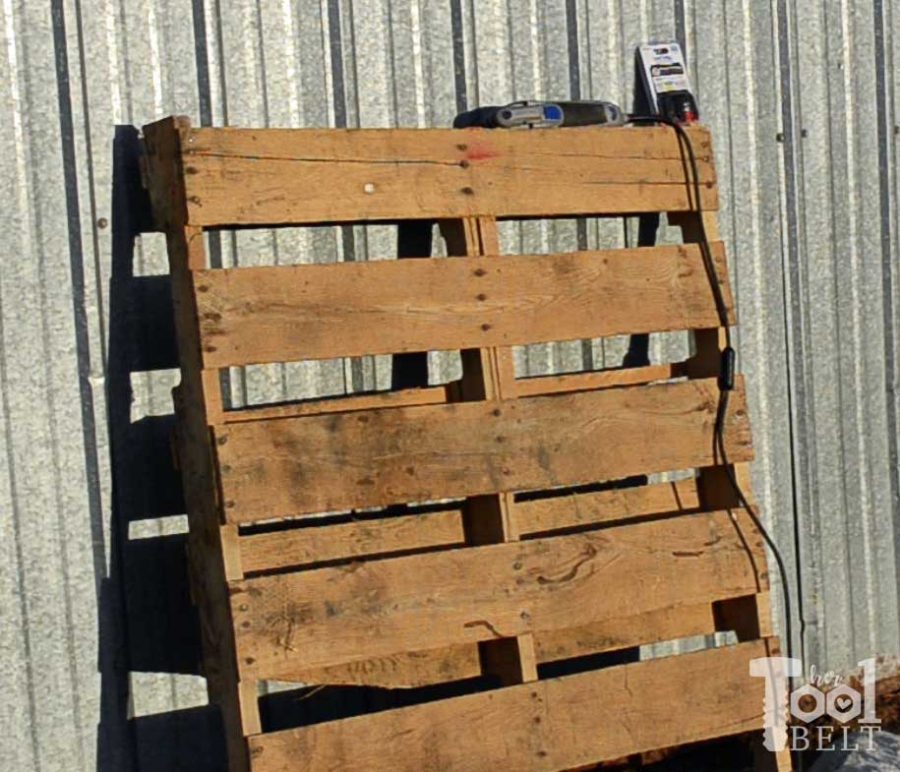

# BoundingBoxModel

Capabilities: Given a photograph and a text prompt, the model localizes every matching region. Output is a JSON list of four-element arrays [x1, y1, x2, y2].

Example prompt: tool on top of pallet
[[452, 41, 698, 130]]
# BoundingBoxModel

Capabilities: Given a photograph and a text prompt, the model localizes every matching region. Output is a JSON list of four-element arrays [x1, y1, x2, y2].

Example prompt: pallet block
[[141, 116, 791, 771]]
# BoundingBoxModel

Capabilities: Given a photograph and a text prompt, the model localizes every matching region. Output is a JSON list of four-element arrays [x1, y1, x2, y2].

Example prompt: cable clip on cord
[[719, 346, 736, 392]]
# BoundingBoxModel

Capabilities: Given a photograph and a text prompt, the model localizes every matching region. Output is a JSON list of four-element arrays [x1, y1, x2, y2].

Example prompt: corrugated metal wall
[[1, 1, 897, 770]]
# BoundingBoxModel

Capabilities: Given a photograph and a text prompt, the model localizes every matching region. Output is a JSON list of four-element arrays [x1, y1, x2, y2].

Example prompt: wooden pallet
[[141, 116, 791, 771]]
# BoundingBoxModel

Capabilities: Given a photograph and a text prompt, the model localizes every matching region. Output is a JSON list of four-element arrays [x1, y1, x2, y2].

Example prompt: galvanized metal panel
[[785, 0, 900, 670], [0, 1, 897, 769]]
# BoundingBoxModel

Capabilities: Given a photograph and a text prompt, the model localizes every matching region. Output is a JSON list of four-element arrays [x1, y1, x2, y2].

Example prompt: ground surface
[[596, 674, 900, 771], [808, 731, 900, 771]]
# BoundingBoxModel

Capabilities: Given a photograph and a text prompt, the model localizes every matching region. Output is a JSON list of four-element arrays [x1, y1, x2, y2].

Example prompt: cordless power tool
[[453, 100, 626, 129]]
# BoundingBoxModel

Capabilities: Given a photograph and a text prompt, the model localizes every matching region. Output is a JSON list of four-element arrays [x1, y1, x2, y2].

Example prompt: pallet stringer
[[143, 117, 259, 770], [442, 214, 538, 685]]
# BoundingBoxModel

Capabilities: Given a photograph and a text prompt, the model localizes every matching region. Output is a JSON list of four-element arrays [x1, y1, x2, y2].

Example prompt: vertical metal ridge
[[449, 0, 468, 112], [48, 3, 94, 767], [873, 0, 900, 637], [775, 0, 815, 667], [0, 302, 41, 772], [0, 3, 44, 767]]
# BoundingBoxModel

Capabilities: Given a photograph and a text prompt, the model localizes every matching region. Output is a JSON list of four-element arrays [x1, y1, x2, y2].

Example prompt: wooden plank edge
[[251, 591, 773, 690], [279, 601, 718, 688], [184, 184, 719, 229], [194, 243, 731, 368], [220, 384, 449, 425], [512, 361, 687, 398], [183, 125, 715, 163], [513, 477, 702, 537], [239, 509, 466, 573]]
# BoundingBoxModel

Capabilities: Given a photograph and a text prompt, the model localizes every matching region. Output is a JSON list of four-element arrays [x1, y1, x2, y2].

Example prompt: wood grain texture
[[512, 477, 703, 536], [178, 126, 717, 226], [438, 215, 540, 684], [532, 602, 716, 662], [144, 118, 785, 769], [239, 510, 465, 573], [141, 116, 191, 230], [215, 376, 753, 523], [280, 645, 482, 689], [194, 243, 733, 367], [247, 640, 770, 771], [230, 509, 767, 679], [512, 362, 687, 398]]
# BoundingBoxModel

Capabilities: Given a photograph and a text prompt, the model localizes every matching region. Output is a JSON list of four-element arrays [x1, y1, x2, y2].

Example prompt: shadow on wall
[[97, 125, 226, 772]]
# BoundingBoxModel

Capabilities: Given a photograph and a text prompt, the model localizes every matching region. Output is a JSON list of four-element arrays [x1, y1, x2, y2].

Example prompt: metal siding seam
[[873, 0, 900, 645], [776, 0, 815, 667]]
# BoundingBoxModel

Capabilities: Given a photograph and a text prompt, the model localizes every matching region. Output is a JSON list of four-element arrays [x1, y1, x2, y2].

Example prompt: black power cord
[[627, 114, 797, 680]]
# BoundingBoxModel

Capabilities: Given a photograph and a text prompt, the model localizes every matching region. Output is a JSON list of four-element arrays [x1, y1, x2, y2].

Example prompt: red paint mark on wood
[[465, 144, 500, 162]]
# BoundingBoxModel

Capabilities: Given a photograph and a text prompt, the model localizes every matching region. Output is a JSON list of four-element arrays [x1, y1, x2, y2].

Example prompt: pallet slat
[[279, 600, 722, 688], [239, 510, 465, 573], [278, 645, 483, 689], [230, 510, 767, 679], [175, 126, 717, 226], [247, 640, 770, 771], [194, 243, 733, 367], [215, 376, 752, 523], [512, 361, 687, 397], [533, 601, 717, 663], [512, 477, 702, 536], [219, 385, 448, 425]]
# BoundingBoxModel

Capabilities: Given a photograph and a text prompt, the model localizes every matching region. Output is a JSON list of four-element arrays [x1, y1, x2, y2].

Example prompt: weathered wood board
[[174, 126, 717, 226], [194, 242, 732, 367], [247, 640, 771, 771], [215, 377, 752, 522]]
